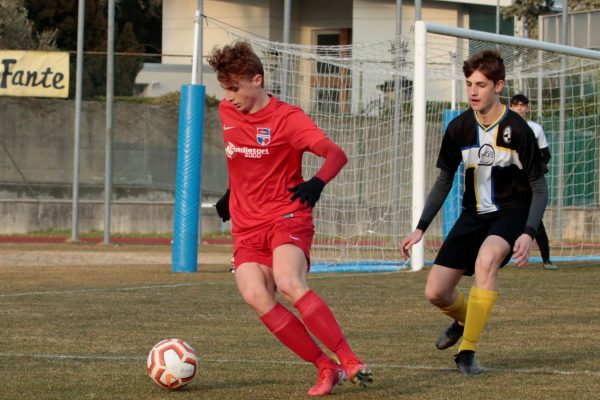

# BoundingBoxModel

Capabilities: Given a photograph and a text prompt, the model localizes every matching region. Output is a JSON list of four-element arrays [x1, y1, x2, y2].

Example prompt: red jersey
[[219, 95, 329, 239]]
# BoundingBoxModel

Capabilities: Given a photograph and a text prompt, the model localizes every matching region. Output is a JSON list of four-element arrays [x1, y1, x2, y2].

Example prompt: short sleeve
[[436, 123, 463, 173], [284, 108, 329, 150], [518, 123, 548, 181], [535, 125, 549, 149]]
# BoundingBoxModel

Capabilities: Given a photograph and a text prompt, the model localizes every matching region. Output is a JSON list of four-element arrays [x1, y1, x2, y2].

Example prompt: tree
[[502, 0, 555, 39], [23, 0, 162, 98], [116, 0, 161, 54], [570, 0, 600, 11], [0, 0, 57, 50], [24, 0, 161, 53], [504, 0, 600, 39]]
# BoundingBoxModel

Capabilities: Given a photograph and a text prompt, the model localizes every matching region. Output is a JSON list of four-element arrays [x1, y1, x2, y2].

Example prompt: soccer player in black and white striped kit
[[400, 49, 548, 375]]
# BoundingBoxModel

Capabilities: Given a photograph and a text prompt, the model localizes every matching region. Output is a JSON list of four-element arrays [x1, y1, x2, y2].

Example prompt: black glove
[[215, 189, 230, 222], [288, 177, 325, 208]]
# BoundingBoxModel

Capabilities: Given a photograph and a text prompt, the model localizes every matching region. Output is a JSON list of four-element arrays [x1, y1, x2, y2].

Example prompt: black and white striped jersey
[[437, 106, 547, 214]]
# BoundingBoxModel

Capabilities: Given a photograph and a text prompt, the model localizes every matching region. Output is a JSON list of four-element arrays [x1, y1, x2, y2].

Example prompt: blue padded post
[[172, 84, 205, 272], [442, 109, 463, 239]]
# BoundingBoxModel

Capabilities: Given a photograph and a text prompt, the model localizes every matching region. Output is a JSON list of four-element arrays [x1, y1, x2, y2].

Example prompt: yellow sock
[[458, 287, 497, 352], [438, 291, 467, 324]]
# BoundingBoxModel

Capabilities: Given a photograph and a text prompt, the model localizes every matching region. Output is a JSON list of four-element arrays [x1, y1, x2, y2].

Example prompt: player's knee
[[239, 287, 269, 309], [475, 253, 500, 275], [474, 259, 500, 288], [275, 276, 306, 302], [424, 284, 450, 306]]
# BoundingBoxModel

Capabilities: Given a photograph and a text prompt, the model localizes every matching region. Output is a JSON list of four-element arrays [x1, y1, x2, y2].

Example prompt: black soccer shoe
[[454, 350, 481, 375], [435, 320, 464, 350]]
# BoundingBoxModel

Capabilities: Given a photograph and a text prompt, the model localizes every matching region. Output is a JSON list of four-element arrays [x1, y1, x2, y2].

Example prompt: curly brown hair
[[463, 49, 505, 84], [207, 41, 265, 88]]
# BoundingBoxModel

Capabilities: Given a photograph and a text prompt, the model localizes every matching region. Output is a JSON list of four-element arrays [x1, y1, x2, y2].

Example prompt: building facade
[[136, 0, 515, 97]]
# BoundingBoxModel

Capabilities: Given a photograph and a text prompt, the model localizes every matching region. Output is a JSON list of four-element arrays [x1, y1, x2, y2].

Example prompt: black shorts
[[434, 207, 529, 276]]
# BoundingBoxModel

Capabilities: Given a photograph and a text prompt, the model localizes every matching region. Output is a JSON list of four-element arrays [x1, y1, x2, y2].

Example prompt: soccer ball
[[147, 338, 198, 390]]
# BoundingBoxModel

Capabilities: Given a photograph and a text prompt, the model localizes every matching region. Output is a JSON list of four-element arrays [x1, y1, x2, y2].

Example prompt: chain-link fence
[[0, 53, 227, 235]]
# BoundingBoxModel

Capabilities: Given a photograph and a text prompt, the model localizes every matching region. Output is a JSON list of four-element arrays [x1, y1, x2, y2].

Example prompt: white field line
[[1, 270, 598, 298], [0, 352, 597, 377], [0, 282, 226, 298], [0, 271, 402, 298]]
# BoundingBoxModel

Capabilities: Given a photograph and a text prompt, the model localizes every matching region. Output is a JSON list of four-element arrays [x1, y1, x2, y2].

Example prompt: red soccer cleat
[[307, 364, 345, 396], [343, 359, 373, 387]]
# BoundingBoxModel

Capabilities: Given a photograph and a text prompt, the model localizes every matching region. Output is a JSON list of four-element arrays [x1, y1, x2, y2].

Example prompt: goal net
[[213, 21, 600, 271]]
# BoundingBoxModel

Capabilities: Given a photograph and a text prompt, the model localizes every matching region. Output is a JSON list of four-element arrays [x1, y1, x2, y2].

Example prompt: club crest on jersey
[[256, 128, 271, 146], [503, 126, 512, 144], [478, 144, 495, 166]]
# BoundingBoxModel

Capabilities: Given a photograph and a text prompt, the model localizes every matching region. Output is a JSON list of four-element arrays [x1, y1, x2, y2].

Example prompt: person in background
[[510, 94, 558, 270]]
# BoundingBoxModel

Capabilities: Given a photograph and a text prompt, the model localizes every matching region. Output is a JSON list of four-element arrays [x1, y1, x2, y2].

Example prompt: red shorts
[[232, 215, 315, 271]]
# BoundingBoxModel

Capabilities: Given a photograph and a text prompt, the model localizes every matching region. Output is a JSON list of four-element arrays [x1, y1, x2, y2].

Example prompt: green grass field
[[0, 243, 598, 400]]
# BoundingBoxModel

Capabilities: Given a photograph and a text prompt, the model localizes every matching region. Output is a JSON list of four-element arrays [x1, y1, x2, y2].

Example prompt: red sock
[[294, 290, 358, 365], [260, 302, 330, 367]]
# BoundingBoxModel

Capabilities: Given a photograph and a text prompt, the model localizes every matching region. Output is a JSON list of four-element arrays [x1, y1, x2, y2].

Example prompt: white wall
[[162, 0, 196, 64], [352, 0, 465, 43], [160, 0, 278, 98], [135, 63, 220, 98], [162, 0, 273, 65], [350, 0, 469, 106]]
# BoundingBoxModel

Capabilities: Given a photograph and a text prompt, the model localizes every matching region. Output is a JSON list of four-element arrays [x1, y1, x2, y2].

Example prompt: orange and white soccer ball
[[147, 338, 198, 390]]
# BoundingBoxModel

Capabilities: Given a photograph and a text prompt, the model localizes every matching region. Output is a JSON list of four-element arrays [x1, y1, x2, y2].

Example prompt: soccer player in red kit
[[208, 41, 372, 396]]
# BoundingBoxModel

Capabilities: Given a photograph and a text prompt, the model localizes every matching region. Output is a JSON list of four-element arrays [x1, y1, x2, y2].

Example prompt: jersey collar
[[474, 105, 507, 132]]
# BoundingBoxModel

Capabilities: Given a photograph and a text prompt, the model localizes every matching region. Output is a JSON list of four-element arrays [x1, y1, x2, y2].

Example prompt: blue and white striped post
[[172, 6, 205, 272], [442, 109, 463, 239]]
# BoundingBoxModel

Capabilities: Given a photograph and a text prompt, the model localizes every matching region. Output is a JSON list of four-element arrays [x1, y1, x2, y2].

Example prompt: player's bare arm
[[400, 229, 423, 260], [400, 168, 454, 260], [512, 233, 533, 268]]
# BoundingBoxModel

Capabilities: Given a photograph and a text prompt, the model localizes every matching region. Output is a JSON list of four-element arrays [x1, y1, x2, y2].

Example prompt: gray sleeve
[[524, 175, 548, 238], [416, 169, 455, 232]]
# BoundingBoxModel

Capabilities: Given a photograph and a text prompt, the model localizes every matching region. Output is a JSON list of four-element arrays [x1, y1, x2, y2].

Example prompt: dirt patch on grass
[[0, 243, 233, 268]]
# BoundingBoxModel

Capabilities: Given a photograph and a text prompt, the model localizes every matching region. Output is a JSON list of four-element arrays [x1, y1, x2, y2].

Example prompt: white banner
[[0, 50, 69, 98]]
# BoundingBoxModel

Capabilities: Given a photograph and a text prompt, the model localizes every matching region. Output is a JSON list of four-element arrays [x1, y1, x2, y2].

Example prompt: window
[[312, 29, 351, 113]]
